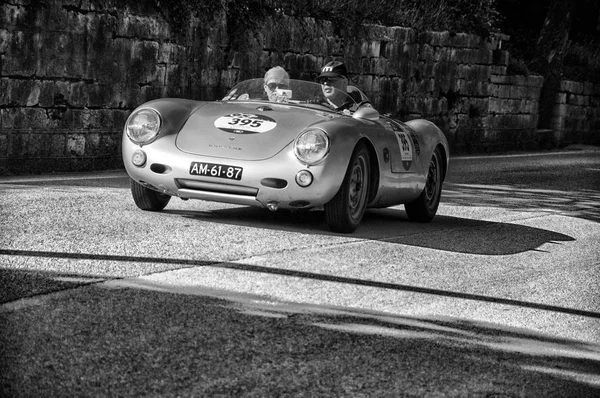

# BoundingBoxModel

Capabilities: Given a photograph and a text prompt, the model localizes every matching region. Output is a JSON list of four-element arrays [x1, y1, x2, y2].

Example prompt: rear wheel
[[130, 178, 171, 211], [325, 143, 370, 233], [405, 147, 442, 222]]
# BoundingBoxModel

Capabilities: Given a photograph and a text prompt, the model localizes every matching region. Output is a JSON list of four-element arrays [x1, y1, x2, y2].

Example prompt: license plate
[[189, 162, 243, 180]]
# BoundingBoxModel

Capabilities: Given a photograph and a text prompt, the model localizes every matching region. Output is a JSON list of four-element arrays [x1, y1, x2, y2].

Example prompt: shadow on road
[[443, 183, 600, 223], [2, 279, 599, 397], [2, 253, 597, 320], [166, 207, 574, 255]]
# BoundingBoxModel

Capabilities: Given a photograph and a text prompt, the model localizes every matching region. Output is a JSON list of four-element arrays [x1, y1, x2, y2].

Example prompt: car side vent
[[260, 178, 288, 189], [150, 163, 172, 174]]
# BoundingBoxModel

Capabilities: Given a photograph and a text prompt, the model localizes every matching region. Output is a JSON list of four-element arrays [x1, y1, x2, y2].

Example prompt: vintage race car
[[122, 78, 449, 233]]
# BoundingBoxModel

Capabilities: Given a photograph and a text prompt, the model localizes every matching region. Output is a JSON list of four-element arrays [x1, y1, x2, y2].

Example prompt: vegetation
[[273, 0, 500, 36], [497, 0, 599, 83]]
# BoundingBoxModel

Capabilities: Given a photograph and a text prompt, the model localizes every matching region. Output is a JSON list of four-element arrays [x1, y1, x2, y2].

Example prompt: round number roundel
[[214, 113, 277, 134]]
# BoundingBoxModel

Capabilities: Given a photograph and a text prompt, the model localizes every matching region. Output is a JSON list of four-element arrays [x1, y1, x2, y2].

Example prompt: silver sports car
[[122, 78, 449, 233]]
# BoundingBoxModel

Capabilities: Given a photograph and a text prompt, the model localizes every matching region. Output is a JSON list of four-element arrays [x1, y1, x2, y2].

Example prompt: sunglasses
[[320, 77, 344, 86], [266, 82, 289, 90]]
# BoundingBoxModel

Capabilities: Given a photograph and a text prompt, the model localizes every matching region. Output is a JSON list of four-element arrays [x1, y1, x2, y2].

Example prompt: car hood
[[176, 101, 333, 160]]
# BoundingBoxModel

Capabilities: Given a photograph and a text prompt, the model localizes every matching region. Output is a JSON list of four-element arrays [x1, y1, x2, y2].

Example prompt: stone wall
[[0, 0, 204, 174], [1, 0, 598, 175], [550, 80, 600, 145]]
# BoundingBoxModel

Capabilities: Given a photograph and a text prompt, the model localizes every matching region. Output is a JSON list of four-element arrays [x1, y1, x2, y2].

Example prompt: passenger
[[263, 66, 290, 102], [316, 61, 371, 111]]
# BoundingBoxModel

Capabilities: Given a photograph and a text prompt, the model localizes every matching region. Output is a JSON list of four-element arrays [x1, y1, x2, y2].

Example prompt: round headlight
[[126, 108, 162, 145], [294, 128, 330, 165]]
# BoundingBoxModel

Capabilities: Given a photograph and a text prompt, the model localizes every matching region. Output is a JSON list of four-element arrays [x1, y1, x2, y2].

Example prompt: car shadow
[[166, 207, 574, 256]]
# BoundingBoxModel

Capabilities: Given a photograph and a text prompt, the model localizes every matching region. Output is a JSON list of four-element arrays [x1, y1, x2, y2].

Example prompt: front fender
[[125, 99, 207, 141]]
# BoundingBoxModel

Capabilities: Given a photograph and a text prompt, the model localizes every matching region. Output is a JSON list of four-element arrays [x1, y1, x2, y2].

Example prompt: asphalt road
[[1, 147, 599, 397]]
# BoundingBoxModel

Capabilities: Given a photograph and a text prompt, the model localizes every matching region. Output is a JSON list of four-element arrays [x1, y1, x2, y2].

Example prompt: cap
[[317, 61, 348, 81]]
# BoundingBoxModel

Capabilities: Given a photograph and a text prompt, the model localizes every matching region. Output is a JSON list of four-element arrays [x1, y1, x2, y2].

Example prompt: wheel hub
[[425, 159, 438, 202]]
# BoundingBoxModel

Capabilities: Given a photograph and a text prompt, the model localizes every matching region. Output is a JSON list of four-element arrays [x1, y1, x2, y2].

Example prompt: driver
[[263, 66, 290, 102], [316, 61, 371, 111]]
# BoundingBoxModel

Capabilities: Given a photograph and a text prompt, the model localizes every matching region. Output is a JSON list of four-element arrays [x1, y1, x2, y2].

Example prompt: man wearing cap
[[316, 61, 371, 112]]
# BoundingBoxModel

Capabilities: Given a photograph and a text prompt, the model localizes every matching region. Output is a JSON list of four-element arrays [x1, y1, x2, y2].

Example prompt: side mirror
[[353, 106, 379, 121]]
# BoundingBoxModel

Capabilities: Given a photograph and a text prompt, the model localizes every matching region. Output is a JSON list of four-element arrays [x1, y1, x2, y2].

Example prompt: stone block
[[165, 64, 184, 89], [419, 43, 434, 62], [0, 134, 7, 156], [29, 133, 55, 157], [509, 85, 527, 100], [455, 48, 476, 64], [1, 4, 24, 28], [491, 75, 508, 84], [158, 42, 175, 64], [29, 108, 52, 129], [363, 41, 381, 58], [0, 28, 11, 53], [131, 39, 159, 63], [7, 133, 28, 157], [51, 134, 66, 157], [560, 80, 584, 94], [553, 104, 568, 117], [489, 84, 500, 98], [431, 31, 450, 47], [492, 50, 509, 66], [139, 85, 167, 103], [84, 132, 102, 155], [116, 14, 170, 40], [200, 68, 221, 87], [99, 133, 120, 155], [489, 97, 502, 113], [490, 66, 507, 77], [527, 75, 544, 88], [283, 52, 300, 72], [448, 32, 471, 48]]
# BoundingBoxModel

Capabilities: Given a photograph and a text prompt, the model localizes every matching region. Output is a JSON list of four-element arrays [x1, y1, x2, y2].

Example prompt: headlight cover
[[294, 128, 330, 165], [126, 108, 162, 145]]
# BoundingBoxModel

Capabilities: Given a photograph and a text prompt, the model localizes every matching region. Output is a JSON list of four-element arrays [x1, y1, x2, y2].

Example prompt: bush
[[563, 37, 600, 84], [273, 0, 500, 35]]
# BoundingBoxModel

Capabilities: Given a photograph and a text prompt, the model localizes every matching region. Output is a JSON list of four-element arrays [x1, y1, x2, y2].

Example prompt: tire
[[130, 178, 171, 211], [325, 143, 370, 233], [405, 147, 443, 223]]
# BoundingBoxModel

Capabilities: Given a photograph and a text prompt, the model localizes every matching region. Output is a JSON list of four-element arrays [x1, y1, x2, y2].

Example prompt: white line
[[0, 171, 128, 184], [453, 149, 599, 160]]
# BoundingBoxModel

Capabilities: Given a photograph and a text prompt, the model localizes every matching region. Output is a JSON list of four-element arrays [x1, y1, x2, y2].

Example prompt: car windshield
[[221, 78, 359, 112]]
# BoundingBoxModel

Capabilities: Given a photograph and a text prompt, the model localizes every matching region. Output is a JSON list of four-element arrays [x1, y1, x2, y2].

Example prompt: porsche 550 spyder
[[122, 78, 449, 233]]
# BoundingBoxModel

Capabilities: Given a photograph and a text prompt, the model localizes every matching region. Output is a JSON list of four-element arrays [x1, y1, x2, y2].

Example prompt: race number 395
[[214, 113, 277, 134]]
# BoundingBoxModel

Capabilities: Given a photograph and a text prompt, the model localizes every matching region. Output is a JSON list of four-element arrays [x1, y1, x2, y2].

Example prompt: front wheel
[[404, 147, 443, 222], [130, 178, 171, 211], [325, 143, 370, 233]]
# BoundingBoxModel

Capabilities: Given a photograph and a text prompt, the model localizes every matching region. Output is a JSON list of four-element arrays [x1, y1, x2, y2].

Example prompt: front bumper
[[122, 135, 348, 210]]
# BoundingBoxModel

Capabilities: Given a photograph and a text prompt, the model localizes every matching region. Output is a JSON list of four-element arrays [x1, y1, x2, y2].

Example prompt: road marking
[[0, 172, 128, 184], [454, 149, 599, 160]]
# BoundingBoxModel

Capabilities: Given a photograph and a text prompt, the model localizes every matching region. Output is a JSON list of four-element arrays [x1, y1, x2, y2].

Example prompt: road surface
[[1, 147, 599, 396]]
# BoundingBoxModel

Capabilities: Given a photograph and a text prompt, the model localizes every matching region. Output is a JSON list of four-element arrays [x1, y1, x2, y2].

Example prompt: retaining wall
[[1, 0, 598, 175], [549, 80, 600, 145]]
